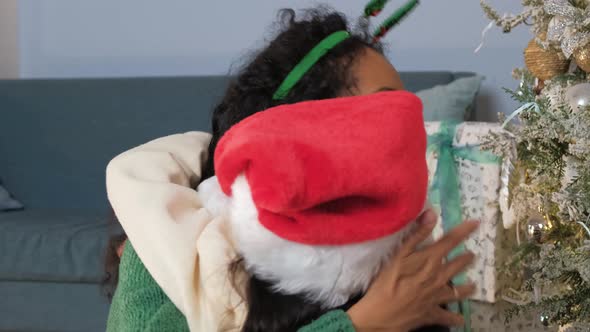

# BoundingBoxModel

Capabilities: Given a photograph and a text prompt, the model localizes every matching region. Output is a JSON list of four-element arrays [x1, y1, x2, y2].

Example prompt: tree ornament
[[526, 216, 553, 244], [565, 82, 590, 112], [524, 36, 570, 81], [573, 46, 590, 73], [544, 1, 590, 59]]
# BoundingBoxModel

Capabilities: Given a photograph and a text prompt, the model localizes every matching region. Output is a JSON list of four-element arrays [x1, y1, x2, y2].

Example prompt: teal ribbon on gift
[[427, 121, 500, 332]]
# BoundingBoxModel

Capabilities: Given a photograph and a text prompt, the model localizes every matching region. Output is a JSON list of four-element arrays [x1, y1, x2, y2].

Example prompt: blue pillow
[[0, 182, 23, 211], [417, 75, 484, 122]]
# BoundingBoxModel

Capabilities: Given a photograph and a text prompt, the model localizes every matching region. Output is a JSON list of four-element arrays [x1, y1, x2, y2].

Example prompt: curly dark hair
[[201, 7, 382, 180], [105, 7, 449, 332]]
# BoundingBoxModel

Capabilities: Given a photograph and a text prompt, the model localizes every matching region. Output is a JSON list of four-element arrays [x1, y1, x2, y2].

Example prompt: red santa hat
[[208, 90, 428, 307]]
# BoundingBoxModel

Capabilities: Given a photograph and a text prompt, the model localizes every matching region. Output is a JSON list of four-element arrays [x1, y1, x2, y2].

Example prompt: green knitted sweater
[[106, 244, 356, 332]]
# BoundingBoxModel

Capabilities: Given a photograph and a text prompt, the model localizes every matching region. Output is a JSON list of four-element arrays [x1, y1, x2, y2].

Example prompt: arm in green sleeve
[[298, 310, 357, 332], [106, 243, 189, 332]]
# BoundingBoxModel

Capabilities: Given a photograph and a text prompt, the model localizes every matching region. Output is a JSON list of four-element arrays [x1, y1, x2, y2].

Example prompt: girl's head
[[202, 8, 403, 179]]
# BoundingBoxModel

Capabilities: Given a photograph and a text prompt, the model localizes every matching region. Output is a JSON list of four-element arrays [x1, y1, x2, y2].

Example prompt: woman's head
[[202, 8, 403, 179]]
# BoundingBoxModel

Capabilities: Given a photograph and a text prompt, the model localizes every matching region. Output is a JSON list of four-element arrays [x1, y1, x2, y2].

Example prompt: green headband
[[272, 30, 350, 101]]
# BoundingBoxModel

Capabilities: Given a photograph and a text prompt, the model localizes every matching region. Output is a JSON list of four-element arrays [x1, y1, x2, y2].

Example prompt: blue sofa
[[0, 72, 474, 332]]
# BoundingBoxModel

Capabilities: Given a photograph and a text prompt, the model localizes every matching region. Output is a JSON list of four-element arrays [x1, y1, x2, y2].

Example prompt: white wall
[[18, 0, 533, 120], [0, 0, 19, 78]]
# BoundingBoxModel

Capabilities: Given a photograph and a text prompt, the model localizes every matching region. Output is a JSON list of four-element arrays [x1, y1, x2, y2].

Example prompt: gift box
[[425, 122, 514, 304]]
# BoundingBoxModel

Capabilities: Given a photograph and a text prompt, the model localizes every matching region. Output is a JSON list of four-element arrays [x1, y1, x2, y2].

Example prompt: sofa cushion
[[417, 75, 484, 122], [0, 209, 114, 282]]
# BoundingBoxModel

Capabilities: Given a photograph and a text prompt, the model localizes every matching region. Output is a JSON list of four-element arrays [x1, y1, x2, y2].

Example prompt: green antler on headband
[[364, 0, 420, 44], [364, 0, 390, 17]]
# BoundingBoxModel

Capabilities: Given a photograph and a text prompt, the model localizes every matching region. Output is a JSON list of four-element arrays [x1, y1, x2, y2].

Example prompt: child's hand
[[347, 210, 478, 332]]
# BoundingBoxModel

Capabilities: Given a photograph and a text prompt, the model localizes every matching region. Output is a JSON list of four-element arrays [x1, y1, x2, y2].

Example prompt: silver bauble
[[565, 82, 590, 112]]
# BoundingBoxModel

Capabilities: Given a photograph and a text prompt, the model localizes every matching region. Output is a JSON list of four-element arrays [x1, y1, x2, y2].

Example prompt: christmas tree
[[479, 0, 590, 329]]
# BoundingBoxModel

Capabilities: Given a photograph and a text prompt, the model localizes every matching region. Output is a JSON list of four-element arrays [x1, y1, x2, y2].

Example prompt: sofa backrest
[[0, 72, 473, 210]]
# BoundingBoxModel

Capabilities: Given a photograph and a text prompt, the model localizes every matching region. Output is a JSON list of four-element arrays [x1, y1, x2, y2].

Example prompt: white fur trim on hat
[[199, 175, 417, 308]]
